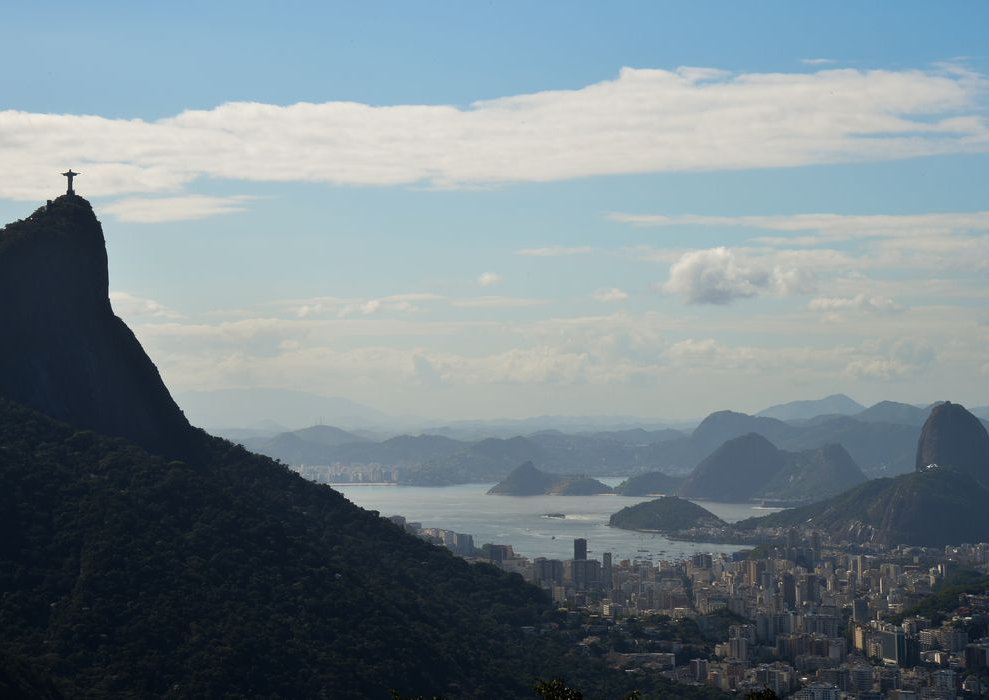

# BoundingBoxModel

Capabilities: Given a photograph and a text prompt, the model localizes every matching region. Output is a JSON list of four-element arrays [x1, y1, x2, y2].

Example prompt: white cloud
[[102, 195, 253, 223], [592, 288, 629, 302], [614, 210, 989, 291], [516, 246, 595, 257], [109, 291, 180, 318], [808, 294, 904, 314], [844, 338, 936, 380], [285, 293, 445, 318], [476, 272, 502, 287], [771, 266, 818, 296], [2, 65, 986, 200], [663, 247, 814, 304], [801, 58, 837, 66]]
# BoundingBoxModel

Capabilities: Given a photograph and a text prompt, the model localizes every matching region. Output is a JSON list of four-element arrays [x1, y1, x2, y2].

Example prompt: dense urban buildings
[[384, 512, 989, 699]]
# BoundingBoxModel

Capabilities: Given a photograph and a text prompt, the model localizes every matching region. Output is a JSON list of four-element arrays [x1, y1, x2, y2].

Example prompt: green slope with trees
[[0, 399, 729, 699]]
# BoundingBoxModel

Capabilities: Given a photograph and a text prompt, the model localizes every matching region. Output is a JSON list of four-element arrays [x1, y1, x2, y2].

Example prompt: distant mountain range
[[756, 394, 865, 421], [239, 397, 964, 488]]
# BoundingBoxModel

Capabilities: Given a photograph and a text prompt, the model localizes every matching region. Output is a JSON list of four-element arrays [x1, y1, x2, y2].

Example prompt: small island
[[487, 461, 613, 496], [608, 496, 726, 532]]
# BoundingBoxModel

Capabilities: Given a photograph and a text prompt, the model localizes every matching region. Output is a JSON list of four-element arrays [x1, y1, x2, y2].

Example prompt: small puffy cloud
[[664, 247, 813, 304], [109, 291, 180, 318], [592, 288, 629, 303], [516, 246, 595, 257], [665, 248, 766, 304], [477, 272, 502, 287], [801, 58, 837, 66], [102, 195, 253, 223]]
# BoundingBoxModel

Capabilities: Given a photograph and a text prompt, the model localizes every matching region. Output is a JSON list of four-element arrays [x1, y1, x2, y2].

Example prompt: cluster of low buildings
[[384, 511, 989, 699], [290, 462, 397, 484], [387, 514, 477, 557]]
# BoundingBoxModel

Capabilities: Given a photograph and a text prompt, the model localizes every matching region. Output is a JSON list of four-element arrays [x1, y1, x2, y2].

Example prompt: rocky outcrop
[[0, 196, 194, 458], [915, 401, 989, 488]]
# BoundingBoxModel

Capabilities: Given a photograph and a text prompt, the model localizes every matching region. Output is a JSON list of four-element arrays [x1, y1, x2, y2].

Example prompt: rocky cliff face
[[0, 195, 194, 457], [915, 401, 989, 488]]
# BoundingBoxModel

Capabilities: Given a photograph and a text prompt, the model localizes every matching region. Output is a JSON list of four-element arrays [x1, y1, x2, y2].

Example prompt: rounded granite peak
[[915, 401, 989, 488], [0, 199, 194, 459]]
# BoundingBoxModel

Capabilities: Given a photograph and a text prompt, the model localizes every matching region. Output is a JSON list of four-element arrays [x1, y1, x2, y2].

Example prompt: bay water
[[335, 478, 780, 562]]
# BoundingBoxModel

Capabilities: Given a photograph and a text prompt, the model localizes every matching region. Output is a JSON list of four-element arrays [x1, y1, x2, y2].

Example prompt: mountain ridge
[[756, 394, 864, 421]]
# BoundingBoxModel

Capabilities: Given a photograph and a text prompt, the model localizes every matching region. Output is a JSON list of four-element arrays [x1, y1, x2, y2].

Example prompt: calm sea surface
[[335, 479, 781, 562]]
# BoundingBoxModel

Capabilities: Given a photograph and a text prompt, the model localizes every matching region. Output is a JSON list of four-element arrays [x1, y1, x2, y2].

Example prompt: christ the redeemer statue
[[62, 169, 79, 195]]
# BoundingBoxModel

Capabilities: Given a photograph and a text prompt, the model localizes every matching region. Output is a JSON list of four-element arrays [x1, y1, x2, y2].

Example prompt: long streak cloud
[[1, 65, 987, 201]]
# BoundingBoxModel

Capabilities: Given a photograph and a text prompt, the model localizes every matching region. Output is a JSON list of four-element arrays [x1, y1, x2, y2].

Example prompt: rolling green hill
[[0, 399, 568, 698]]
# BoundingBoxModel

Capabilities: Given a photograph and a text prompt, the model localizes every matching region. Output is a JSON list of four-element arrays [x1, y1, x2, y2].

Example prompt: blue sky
[[2, 1, 988, 421]]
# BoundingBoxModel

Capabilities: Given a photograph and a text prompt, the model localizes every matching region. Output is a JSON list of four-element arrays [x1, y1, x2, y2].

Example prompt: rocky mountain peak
[[0, 196, 194, 458], [915, 401, 989, 488]]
